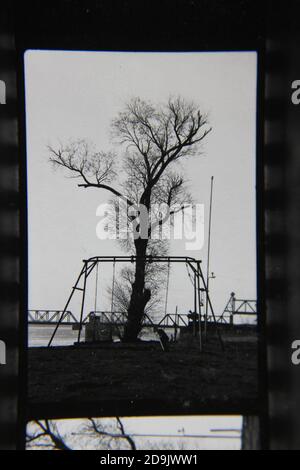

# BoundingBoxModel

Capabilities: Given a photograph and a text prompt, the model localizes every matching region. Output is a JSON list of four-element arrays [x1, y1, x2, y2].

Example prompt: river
[[28, 325, 178, 347]]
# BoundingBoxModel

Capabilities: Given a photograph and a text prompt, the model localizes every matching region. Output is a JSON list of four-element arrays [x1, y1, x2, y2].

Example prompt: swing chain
[[94, 262, 99, 314], [111, 259, 116, 313], [164, 259, 171, 316]]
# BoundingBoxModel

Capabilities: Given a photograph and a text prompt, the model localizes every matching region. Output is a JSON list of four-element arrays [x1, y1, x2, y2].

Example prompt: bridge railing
[[157, 314, 189, 327], [89, 311, 156, 327]]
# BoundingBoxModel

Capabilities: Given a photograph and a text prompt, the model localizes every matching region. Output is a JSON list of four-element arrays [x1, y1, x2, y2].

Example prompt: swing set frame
[[47, 255, 224, 350]]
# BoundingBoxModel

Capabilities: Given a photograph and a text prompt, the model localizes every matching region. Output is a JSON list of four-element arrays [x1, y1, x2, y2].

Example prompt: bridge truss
[[28, 310, 77, 325], [218, 292, 257, 324]]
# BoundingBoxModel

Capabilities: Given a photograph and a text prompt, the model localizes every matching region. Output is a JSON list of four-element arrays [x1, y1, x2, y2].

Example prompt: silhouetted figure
[[154, 328, 169, 352]]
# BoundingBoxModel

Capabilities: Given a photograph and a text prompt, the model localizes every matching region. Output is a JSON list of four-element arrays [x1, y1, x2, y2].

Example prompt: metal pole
[[175, 305, 178, 342], [164, 260, 170, 316], [48, 264, 86, 347], [193, 272, 197, 337], [197, 262, 203, 352], [231, 292, 236, 326], [205, 176, 214, 341], [111, 259, 116, 313], [94, 262, 99, 314], [77, 261, 88, 344], [199, 264, 224, 351]]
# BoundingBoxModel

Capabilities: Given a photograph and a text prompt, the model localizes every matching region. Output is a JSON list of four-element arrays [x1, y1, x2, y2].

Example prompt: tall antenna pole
[[205, 176, 214, 340], [94, 262, 99, 314]]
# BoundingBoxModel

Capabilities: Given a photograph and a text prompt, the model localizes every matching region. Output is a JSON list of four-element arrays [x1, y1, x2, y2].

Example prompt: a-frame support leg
[[77, 261, 89, 344], [47, 260, 97, 347], [48, 264, 86, 347], [197, 262, 224, 351]]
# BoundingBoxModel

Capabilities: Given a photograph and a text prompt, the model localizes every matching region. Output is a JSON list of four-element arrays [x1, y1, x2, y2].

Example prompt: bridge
[[28, 310, 79, 326], [28, 293, 257, 329], [28, 309, 191, 329], [217, 293, 257, 324]]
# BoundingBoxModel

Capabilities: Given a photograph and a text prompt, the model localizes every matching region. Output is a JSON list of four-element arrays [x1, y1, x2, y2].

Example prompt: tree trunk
[[123, 239, 150, 342]]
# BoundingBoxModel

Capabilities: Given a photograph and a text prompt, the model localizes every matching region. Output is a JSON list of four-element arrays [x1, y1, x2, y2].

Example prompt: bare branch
[[85, 418, 136, 450], [112, 96, 211, 212], [116, 417, 136, 450], [26, 420, 71, 450], [48, 140, 134, 206]]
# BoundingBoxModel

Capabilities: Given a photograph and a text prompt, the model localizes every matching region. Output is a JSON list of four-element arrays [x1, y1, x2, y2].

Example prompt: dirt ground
[[28, 326, 258, 419]]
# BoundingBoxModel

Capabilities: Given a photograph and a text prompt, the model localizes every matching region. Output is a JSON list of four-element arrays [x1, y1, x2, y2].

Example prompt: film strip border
[[265, 0, 300, 450], [0, 4, 25, 450]]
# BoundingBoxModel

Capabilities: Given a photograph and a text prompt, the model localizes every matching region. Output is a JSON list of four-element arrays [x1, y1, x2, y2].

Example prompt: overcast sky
[[24, 50, 257, 318]]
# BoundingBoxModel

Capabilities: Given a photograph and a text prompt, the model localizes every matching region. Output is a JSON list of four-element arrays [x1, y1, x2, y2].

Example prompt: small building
[[85, 314, 112, 343]]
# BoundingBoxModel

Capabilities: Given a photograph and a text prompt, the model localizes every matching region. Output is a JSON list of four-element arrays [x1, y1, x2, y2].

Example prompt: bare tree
[[26, 420, 71, 450], [82, 417, 136, 450], [49, 96, 211, 342], [26, 418, 136, 451]]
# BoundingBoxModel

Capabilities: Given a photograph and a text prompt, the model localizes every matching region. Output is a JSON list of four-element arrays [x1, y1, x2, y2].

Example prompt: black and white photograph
[[24, 50, 258, 430], [3, 0, 300, 453]]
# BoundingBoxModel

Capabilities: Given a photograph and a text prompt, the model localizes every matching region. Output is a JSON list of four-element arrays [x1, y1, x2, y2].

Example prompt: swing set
[[47, 255, 224, 351]]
